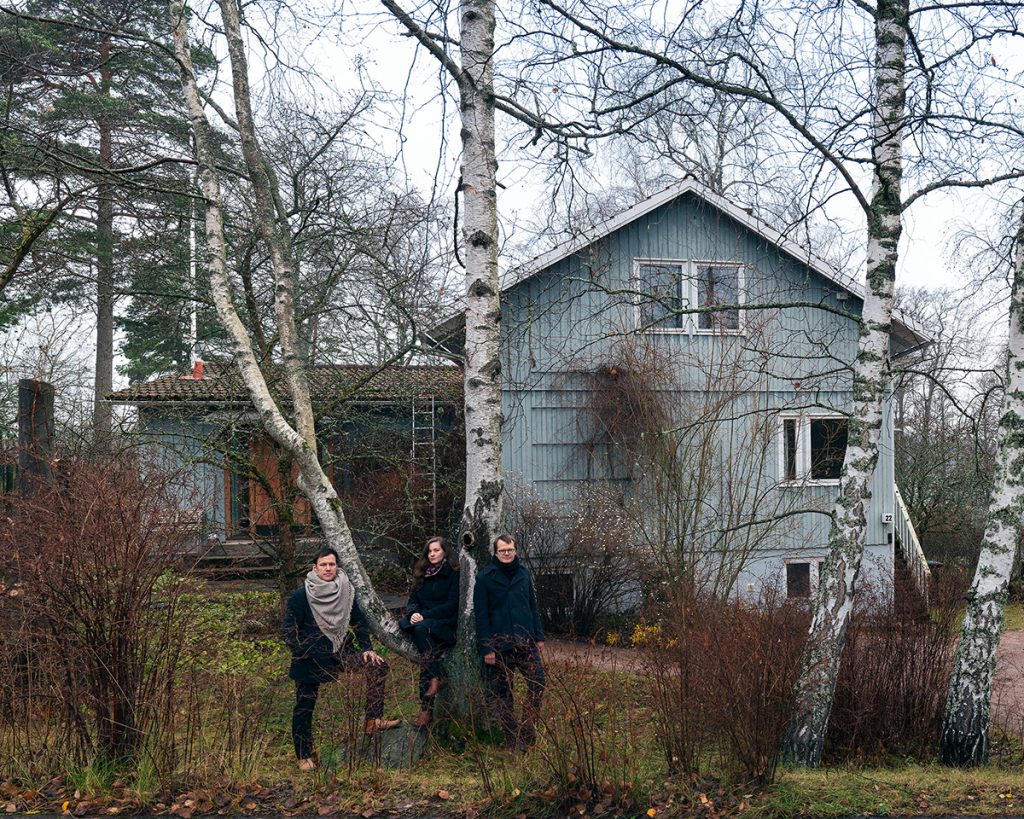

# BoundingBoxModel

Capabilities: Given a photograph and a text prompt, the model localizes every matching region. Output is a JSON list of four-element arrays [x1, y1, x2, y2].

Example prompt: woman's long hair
[[411, 536, 459, 588]]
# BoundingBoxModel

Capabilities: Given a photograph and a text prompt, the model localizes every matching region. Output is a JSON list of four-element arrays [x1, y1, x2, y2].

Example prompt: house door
[[249, 437, 313, 536]]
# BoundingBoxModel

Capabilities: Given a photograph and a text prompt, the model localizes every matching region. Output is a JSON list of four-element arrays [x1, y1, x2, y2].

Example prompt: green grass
[[751, 764, 1024, 818], [1003, 603, 1024, 632]]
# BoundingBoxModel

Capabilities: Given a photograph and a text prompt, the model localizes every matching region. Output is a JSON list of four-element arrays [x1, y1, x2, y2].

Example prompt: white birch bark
[[940, 221, 1024, 767], [168, 0, 413, 656], [457, 0, 503, 601], [376, 0, 504, 686], [217, 0, 316, 452], [783, 0, 907, 767]]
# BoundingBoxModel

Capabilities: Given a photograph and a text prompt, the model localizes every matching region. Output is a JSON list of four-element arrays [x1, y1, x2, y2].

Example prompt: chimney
[[179, 360, 205, 380]]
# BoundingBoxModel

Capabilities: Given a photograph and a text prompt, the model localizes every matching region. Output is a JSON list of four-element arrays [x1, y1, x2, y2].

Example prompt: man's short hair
[[313, 546, 340, 565], [492, 533, 515, 551]]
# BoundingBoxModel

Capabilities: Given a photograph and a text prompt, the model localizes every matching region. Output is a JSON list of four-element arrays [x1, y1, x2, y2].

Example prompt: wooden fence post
[[18, 379, 55, 482]]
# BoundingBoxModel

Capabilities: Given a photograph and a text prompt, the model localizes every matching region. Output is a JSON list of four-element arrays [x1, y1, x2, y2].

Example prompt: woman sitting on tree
[[399, 536, 460, 727]]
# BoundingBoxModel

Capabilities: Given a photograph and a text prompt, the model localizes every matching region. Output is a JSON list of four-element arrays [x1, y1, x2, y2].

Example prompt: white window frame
[[778, 413, 848, 487], [784, 558, 826, 599], [633, 258, 746, 335]]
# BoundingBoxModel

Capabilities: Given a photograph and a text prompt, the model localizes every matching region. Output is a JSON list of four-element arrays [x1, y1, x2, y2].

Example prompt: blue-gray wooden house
[[108, 363, 463, 551], [428, 177, 930, 603]]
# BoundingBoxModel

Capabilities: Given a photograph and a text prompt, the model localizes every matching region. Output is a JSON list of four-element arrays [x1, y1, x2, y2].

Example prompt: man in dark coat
[[282, 547, 399, 771], [473, 533, 546, 748]]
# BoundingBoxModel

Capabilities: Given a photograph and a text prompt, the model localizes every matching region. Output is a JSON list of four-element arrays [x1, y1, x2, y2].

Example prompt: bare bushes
[[534, 648, 648, 814], [825, 579, 960, 763], [506, 484, 642, 637], [639, 587, 807, 785], [641, 578, 962, 784], [0, 454, 195, 772]]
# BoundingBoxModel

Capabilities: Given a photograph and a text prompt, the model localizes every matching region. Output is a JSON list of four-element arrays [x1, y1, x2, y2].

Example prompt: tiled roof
[[108, 362, 463, 404]]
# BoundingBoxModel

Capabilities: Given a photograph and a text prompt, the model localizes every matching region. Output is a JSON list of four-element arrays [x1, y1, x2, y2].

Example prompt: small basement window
[[779, 414, 848, 484], [786, 562, 811, 598]]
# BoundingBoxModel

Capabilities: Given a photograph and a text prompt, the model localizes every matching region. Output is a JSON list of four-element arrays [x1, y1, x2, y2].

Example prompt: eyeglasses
[[496, 548, 516, 555]]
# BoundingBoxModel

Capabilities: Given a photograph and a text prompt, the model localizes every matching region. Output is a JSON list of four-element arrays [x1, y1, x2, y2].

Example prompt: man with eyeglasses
[[473, 533, 546, 749]]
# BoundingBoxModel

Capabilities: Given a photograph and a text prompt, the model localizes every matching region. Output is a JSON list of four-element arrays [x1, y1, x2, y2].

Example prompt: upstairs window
[[634, 259, 744, 333], [780, 415, 849, 484], [636, 261, 685, 330]]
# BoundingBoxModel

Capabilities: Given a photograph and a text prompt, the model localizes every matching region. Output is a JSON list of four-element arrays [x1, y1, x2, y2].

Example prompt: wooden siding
[[139, 412, 227, 531], [500, 190, 894, 592], [249, 437, 313, 530]]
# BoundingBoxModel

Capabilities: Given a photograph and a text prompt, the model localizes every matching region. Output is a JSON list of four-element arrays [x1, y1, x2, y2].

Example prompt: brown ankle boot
[[364, 717, 401, 734], [414, 709, 432, 728], [424, 676, 444, 698]]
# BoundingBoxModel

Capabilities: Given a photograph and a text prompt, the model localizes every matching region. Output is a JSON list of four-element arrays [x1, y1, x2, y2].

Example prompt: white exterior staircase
[[894, 483, 931, 607]]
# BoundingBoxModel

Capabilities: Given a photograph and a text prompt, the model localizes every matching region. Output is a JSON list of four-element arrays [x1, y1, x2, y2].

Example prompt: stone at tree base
[[358, 724, 426, 769]]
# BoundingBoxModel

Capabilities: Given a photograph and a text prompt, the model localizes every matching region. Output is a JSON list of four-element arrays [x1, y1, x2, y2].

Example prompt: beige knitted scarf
[[304, 569, 354, 653]]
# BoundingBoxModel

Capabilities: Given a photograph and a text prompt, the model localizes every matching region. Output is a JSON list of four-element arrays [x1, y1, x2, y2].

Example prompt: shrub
[[0, 452, 196, 771], [824, 576, 960, 763], [534, 646, 649, 814], [639, 586, 807, 785], [506, 483, 645, 638]]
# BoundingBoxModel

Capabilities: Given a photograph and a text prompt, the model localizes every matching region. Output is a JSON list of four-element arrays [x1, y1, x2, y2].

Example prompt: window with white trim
[[779, 415, 848, 484], [786, 562, 811, 598], [634, 259, 744, 333], [785, 559, 828, 599]]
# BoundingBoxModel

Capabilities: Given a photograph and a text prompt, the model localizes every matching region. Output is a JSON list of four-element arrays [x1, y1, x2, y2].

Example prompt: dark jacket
[[473, 558, 545, 656], [399, 561, 459, 645], [281, 586, 373, 683]]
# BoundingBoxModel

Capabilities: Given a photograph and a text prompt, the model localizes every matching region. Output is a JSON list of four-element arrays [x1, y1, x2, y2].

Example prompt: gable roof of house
[[107, 362, 463, 405], [426, 176, 930, 350]]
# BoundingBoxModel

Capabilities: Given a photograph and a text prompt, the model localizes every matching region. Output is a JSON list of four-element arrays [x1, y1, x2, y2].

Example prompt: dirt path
[[993, 627, 1024, 731], [543, 638, 645, 673], [547, 631, 1024, 733]]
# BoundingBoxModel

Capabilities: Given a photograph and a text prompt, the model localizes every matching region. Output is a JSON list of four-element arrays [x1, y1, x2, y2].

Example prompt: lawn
[[1003, 603, 1024, 633], [3, 588, 1024, 818]]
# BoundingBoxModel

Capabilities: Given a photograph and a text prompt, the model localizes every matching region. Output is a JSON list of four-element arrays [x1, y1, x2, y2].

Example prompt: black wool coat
[[399, 561, 459, 645], [281, 586, 373, 683], [473, 558, 545, 656]]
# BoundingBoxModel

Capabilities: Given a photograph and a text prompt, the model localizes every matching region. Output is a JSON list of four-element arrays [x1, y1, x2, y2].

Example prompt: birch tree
[[940, 210, 1024, 766], [780, 0, 907, 764], [378, 0, 506, 669], [168, 0, 414, 655], [438, 0, 504, 565]]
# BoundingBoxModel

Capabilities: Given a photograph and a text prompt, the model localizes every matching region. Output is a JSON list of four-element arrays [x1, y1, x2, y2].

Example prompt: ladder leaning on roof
[[411, 396, 438, 530]]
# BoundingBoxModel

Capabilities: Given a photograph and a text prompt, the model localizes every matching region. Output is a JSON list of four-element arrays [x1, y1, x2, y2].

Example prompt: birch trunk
[[940, 221, 1024, 767], [783, 0, 907, 767], [457, 0, 503, 615], [376, 0, 504, 702], [168, 0, 413, 656]]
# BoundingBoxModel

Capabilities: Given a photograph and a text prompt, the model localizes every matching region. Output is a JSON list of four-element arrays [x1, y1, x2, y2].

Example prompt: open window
[[634, 259, 745, 333], [779, 414, 848, 485]]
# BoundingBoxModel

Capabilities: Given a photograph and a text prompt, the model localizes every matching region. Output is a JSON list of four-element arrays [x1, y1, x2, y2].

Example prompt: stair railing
[[894, 484, 931, 608]]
